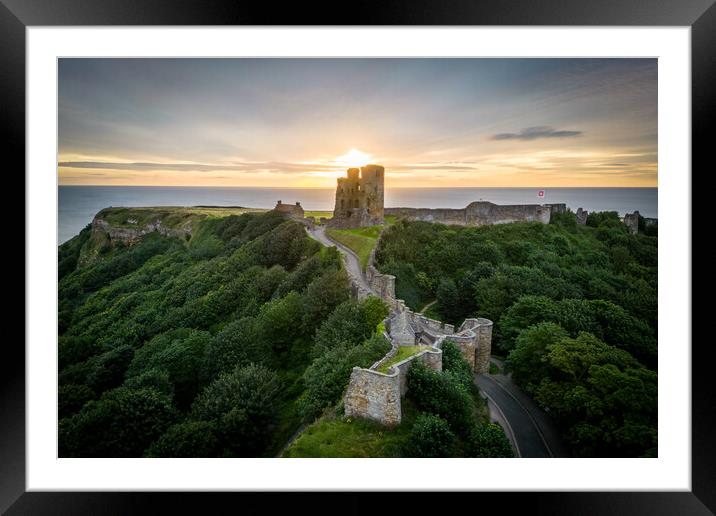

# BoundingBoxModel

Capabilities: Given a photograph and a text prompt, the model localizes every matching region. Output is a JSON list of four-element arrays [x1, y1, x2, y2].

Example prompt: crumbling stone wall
[[385, 201, 563, 227], [344, 367, 402, 426]]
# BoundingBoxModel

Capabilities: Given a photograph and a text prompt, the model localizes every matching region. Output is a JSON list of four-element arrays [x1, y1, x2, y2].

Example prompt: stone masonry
[[274, 200, 305, 219], [342, 241, 494, 426], [329, 165, 385, 229], [385, 201, 566, 226], [624, 210, 640, 234]]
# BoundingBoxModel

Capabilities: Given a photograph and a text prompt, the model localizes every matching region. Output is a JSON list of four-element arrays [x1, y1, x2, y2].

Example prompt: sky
[[58, 58, 657, 188]]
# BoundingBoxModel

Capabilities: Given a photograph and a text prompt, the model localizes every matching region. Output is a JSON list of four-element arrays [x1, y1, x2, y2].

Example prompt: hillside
[[373, 211, 658, 457], [58, 207, 390, 457]]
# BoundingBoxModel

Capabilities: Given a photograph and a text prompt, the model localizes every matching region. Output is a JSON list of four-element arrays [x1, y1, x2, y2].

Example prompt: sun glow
[[333, 149, 373, 168]]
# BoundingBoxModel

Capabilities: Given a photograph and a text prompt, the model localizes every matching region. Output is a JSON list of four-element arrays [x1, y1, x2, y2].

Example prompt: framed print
[[4, 0, 710, 513]]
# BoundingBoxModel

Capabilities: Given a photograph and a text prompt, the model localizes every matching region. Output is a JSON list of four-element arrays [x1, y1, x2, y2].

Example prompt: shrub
[[191, 363, 280, 456], [145, 420, 220, 457], [441, 340, 474, 391], [407, 414, 455, 457], [406, 360, 475, 436], [59, 386, 176, 457], [58, 384, 95, 418], [465, 423, 514, 457]]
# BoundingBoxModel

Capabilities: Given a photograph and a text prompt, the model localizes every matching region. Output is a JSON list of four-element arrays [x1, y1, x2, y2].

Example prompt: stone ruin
[[274, 200, 305, 220], [385, 201, 566, 226], [343, 306, 494, 427], [623, 210, 640, 234], [328, 165, 385, 229], [342, 245, 493, 426], [576, 207, 588, 225]]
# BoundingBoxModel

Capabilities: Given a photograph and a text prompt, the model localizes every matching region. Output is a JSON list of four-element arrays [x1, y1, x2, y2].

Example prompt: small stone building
[[274, 200, 304, 219]]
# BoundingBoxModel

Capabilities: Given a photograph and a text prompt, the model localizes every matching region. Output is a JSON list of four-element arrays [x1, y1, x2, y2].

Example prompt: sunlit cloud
[[58, 58, 658, 187]]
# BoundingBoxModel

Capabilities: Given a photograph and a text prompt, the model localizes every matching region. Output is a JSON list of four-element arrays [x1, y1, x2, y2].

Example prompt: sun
[[334, 149, 373, 168]]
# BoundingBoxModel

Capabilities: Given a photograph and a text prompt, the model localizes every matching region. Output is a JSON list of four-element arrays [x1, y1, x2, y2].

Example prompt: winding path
[[306, 225, 373, 294]]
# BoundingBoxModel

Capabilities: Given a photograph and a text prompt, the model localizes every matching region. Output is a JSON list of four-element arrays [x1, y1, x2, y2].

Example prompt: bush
[[59, 386, 176, 457], [126, 328, 210, 410], [406, 360, 476, 436], [407, 414, 455, 457], [191, 363, 281, 456], [465, 423, 514, 457], [58, 384, 95, 418], [441, 340, 474, 390], [145, 420, 220, 457]]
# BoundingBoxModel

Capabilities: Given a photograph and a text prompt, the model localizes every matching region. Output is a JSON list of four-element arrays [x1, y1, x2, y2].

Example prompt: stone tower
[[329, 164, 385, 228]]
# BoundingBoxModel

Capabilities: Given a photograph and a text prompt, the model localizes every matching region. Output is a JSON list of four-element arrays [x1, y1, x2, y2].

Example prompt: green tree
[[59, 386, 176, 457], [126, 328, 210, 410], [191, 363, 281, 456], [406, 360, 476, 436], [407, 414, 456, 457], [465, 423, 514, 457], [145, 420, 220, 457], [436, 278, 460, 322]]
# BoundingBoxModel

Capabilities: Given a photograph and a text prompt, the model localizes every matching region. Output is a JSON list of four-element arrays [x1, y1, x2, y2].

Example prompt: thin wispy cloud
[[491, 126, 583, 141]]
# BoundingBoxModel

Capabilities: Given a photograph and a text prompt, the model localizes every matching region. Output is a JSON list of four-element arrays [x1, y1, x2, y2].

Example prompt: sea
[[58, 186, 658, 245]]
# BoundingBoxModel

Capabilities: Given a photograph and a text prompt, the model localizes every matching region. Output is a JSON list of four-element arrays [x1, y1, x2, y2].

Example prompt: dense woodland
[[58, 207, 657, 458], [375, 211, 658, 457], [58, 211, 392, 457]]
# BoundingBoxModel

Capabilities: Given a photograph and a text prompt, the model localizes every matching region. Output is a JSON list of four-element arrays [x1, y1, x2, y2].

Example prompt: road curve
[[475, 373, 570, 458], [306, 225, 373, 294]]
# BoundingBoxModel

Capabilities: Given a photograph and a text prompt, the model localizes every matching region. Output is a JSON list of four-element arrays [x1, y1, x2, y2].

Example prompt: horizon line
[[58, 184, 658, 189]]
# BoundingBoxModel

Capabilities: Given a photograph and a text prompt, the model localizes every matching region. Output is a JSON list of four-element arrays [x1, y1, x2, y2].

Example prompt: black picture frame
[[3, 1, 709, 514]]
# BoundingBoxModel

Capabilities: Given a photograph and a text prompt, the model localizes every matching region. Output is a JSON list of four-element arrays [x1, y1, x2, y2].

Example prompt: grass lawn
[[304, 210, 333, 221], [377, 345, 431, 373], [282, 404, 419, 458], [325, 225, 382, 270]]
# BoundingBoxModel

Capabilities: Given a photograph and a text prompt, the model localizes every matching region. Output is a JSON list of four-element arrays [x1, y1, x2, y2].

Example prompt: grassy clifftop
[[95, 206, 267, 230]]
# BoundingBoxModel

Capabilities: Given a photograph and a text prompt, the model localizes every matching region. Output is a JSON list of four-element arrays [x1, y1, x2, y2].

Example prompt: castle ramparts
[[385, 201, 566, 226], [343, 240, 493, 426]]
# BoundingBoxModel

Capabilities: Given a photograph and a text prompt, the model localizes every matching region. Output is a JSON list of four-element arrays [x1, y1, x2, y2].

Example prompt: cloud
[[58, 160, 335, 174], [491, 126, 583, 141]]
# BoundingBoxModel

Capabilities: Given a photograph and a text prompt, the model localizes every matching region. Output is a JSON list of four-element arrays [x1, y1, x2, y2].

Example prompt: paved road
[[475, 373, 570, 458], [306, 225, 373, 294]]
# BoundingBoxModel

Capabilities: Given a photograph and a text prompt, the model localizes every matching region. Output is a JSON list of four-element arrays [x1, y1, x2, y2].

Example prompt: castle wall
[[385, 201, 557, 227], [344, 367, 402, 426]]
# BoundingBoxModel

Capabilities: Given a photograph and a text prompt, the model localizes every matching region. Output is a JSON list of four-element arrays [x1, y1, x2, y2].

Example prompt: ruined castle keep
[[329, 165, 385, 228]]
